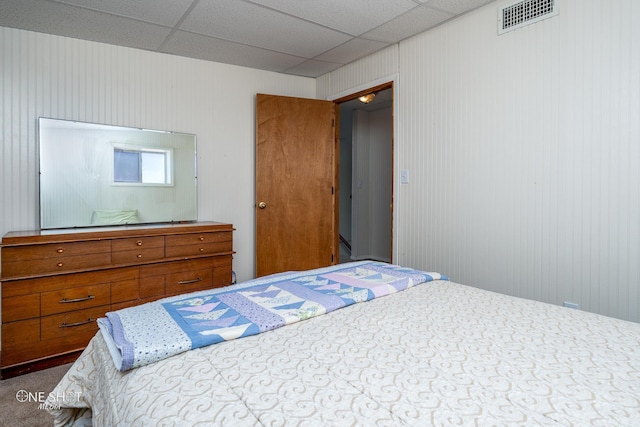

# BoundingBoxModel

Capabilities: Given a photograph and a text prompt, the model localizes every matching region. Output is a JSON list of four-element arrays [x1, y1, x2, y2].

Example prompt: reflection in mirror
[[39, 118, 197, 229]]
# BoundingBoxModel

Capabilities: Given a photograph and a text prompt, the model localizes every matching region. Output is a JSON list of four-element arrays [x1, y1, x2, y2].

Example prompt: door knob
[[258, 201, 267, 209]]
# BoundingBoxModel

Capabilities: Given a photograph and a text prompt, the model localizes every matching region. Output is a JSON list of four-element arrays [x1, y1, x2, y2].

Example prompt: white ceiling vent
[[498, 0, 558, 34]]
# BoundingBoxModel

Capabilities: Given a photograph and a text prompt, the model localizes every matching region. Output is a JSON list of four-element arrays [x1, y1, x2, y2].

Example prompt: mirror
[[39, 118, 197, 229]]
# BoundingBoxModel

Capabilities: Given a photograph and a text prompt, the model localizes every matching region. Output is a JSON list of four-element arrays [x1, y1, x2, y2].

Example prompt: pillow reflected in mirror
[[91, 209, 139, 225]]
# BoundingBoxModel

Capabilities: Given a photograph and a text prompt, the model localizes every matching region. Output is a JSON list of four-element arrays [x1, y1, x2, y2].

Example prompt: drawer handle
[[60, 295, 96, 304], [137, 253, 143, 258], [178, 277, 203, 285], [56, 248, 64, 253], [199, 248, 205, 252], [199, 236, 205, 241], [57, 262, 64, 267], [137, 240, 143, 246], [59, 318, 95, 328]]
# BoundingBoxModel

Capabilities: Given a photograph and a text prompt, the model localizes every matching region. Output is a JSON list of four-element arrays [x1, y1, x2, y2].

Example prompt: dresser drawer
[[2, 267, 137, 297], [165, 231, 233, 258], [112, 236, 164, 251], [1, 316, 97, 367], [2, 252, 112, 277], [139, 257, 232, 297], [112, 247, 165, 264], [1, 240, 111, 262], [166, 231, 232, 247], [2, 294, 40, 322], [41, 306, 104, 341], [41, 283, 111, 316], [2, 318, 40, 346], [140, 275, 166, 299], [166, 268, 213, 296], [165, 241, 233, 258], [112, 276, 142, 304], [213, 260, 233, 287]]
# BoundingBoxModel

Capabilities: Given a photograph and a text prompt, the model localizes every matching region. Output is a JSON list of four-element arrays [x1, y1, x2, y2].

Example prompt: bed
[[47, 261, 640, 426]]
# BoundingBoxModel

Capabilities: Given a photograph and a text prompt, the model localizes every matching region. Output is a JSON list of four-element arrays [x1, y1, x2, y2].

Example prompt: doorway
[[336, 85, 394, 263]]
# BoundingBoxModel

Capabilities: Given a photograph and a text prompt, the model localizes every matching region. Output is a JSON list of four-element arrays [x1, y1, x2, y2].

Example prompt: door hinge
[[332, 186, 334, 195], [332, 118, 335, 127], [332, 254, 334, 262]]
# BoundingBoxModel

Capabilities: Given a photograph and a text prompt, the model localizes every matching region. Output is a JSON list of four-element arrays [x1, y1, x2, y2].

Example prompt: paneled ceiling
[[0, 0, 494, 78]]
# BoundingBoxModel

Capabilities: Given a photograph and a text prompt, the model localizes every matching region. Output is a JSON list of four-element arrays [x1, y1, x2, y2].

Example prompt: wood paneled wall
[[0, 26, 316, 290], [320, 0, 640, 322]]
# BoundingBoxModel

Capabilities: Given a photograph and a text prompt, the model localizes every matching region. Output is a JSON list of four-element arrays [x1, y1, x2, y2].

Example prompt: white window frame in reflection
[[113, 146, 173, 186]]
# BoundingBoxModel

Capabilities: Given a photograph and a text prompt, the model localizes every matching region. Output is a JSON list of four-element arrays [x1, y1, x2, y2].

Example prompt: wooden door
[[255, 94, 336, 277]]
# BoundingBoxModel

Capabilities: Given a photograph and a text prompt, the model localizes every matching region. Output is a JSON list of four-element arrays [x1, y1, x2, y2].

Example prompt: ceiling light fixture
[[358, 93, 375, 104]]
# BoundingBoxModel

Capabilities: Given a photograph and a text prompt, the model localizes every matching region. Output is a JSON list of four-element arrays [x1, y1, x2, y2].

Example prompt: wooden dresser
[[0, 221, 233, 378]]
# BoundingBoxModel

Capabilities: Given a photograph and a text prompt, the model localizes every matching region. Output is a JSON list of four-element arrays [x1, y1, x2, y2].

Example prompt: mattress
[[47, 271, 640, 426]]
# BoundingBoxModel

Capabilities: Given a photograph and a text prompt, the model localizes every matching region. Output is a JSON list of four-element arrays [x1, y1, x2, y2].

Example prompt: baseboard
[[1, 350, 81, 380], [351, 255, 391, 263]]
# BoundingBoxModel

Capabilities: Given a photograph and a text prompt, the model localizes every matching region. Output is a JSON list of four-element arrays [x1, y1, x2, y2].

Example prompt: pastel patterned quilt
[[49, 268, 640, 426], [98, 261, 446, 371]]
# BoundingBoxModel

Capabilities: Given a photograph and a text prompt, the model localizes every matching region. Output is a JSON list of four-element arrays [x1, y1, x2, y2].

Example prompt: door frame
[[330, 80, 395, 264]]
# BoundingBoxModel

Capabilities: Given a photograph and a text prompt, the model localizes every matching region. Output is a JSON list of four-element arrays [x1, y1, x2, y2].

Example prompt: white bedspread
[[48, 279, 640, 426]]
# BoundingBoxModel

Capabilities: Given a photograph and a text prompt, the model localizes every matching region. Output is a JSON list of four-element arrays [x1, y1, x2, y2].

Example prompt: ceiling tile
[[162, 31, 307, 73], [362, 5, 455, 44], [283, 59, 344, 79], [249, 0, 419, 35], [0, 0, 496, 77], [55, 0, 195, 27], [314, 38, 390, 64], [0, 0, 171, 51], [180, 0, 352, 58], [426, 0, 495, 15]]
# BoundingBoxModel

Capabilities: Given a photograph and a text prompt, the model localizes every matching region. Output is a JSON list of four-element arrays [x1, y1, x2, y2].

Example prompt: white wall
[[0, 27, 316, 287], [320, 0, 640, 323], [338, 107, 353, 261], [352, 108, 393, 262], [1, 0, 639, 335]]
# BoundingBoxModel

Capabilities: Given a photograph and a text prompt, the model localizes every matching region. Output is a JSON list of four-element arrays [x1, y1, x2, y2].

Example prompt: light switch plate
[[400, 170, 409, 184]]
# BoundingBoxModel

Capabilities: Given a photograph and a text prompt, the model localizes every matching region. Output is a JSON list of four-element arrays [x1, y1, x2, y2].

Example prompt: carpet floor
[[0, 364, 71, 427]]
